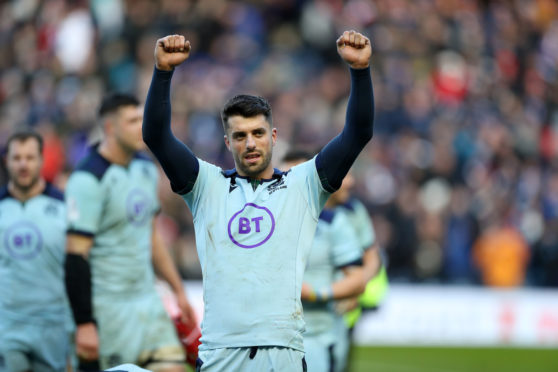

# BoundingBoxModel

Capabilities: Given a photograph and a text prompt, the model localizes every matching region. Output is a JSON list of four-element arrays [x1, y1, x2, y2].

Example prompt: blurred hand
[[176, 291, 196, 325], [300, 282, 316, 301], [155, 34, 191, 71], [337, 30, 372, 69], [76, 322, 99, 361]]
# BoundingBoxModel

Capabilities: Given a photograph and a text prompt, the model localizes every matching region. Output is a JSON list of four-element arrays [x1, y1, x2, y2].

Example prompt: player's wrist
[[306, 287, 317, 302], [77, 320, 97, 328], [306, 286, 333, 302], [316, 287, 334, 302], [349, 62, 370, 70], [155, 63, 174, 72]]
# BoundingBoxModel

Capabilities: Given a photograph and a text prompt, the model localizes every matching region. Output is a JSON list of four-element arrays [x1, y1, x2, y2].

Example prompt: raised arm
[[143, 35, 199, 194], [316, 30, 374, 192]]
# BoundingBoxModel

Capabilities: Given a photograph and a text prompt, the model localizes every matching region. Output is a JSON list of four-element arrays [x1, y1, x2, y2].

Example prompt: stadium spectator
[[0, 131, 74, 372], [473, 223, 530, 287], [64, 93, 194, 370]]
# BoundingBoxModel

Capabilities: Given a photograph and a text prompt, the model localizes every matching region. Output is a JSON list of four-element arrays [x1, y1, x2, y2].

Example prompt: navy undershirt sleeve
[[316, 67, 374, 192], [143, 67, 199, 194]]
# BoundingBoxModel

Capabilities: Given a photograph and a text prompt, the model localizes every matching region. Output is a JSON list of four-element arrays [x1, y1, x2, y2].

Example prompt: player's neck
[[8, 178, 46, 202], [98, 141, 134, 166], [237, 165, 275, 181]]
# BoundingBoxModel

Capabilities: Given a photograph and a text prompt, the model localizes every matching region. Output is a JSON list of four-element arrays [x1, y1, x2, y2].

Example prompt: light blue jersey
[[0, 184, 72, 372], [182, 157, 329, 352], [338, 198, 375, 250], [302, 208, 362, 372], [65, 147, 180, 368], [65, 148, 161, 297], [0, 184, 68, 323], [303, 209, 362, 338], [334, 197, 378, 372]]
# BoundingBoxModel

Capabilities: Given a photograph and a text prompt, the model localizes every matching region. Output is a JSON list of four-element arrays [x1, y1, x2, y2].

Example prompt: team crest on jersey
[[44, 202, 59, 216], [4, 221, 43, 259], [267, 177, 287, 195], [126, 188, 152, 226], [227, 203, 275, 249]]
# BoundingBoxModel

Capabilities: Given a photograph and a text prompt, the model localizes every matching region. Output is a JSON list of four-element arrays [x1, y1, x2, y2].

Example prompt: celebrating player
[[143, 30, 374, 371], [64, 94, 195, 371], [0, 132, 74, 372]]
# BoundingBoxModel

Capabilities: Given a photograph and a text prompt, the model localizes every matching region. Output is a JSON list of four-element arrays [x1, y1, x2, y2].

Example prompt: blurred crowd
[[0, 0, 557, 287]]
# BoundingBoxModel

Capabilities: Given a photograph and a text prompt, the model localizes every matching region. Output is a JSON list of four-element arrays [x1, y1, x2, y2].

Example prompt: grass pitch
[[349, 346, 558, 372]]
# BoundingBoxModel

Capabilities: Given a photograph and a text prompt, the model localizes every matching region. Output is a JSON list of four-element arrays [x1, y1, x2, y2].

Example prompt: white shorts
[[197, 346, 306, 372], [94, 291, 183, 369], [0, 318, 71, 372]]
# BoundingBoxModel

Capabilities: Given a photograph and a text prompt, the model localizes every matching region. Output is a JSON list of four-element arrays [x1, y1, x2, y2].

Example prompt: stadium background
[[0, 0, 557, 371]]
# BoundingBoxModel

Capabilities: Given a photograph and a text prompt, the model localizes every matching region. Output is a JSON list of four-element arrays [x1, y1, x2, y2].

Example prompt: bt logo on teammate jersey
[[4, 221, 42, 259], [126, 188, 152, 226], [227, 203, 275, 249]]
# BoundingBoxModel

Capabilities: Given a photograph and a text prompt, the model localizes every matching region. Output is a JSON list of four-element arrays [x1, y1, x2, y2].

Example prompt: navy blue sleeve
[[315, 67, 374, 192], [143, 67, 199, 194]]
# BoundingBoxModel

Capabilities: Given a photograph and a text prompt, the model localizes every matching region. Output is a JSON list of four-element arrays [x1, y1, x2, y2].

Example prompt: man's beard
[[237, 150, 272, 178], [12, 173, 40, 193]]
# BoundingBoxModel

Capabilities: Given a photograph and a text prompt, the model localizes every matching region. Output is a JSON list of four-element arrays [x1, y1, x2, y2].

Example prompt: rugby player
[[282, 151, 366, 372], [143, 30, 374, 371], [0, 132, 74, 372], [64, 94, 195, 371]]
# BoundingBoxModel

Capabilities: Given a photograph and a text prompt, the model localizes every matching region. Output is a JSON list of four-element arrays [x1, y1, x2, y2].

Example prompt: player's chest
[[207, 178, 298, 249], [0, 199, 65, 261], [101, 169, 157, 225]]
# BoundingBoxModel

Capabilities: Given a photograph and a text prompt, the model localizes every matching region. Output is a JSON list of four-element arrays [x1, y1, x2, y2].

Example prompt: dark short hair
[[5, 131, 43, 155], [221, 94, 272, 131], [99, 93, 140, 118], [282, 149, 313, 163]]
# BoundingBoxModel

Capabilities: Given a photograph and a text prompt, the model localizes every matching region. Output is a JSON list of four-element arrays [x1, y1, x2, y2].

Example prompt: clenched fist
[[337, 30, 372, 69], [155, 34, 191, 71]]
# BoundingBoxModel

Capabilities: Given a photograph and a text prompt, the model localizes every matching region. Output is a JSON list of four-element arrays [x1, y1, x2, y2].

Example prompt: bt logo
[[227, 203, 275, 249], [4, 221, 42, 259], [126, 189, 152, 226]]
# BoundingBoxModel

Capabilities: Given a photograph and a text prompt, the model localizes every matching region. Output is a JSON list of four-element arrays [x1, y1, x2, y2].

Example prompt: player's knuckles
[[174, 34, 182, 49], [174, 35, 181, 48], [158, 38, 169, 50]]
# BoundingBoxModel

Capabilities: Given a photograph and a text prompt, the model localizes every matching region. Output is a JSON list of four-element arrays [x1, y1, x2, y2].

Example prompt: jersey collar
[[222, 168, 287, 184]]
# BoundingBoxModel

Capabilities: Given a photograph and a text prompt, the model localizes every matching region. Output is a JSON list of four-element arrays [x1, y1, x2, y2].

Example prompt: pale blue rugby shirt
[[184, 158, 329, 351], [0, 184, 69, 324]]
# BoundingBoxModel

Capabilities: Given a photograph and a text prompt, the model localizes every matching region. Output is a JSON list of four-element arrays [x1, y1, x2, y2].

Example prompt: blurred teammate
[[0, 131, 74, 372], [64, 94, 195, 371], [331, 173, 387, 372], [282, 151, 366, 372], [143, 30, 374, 371]]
